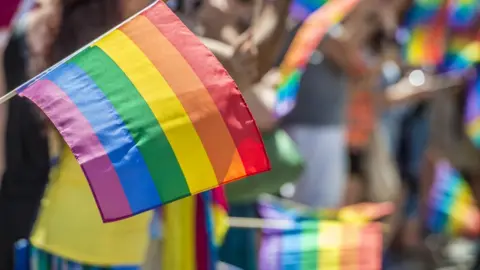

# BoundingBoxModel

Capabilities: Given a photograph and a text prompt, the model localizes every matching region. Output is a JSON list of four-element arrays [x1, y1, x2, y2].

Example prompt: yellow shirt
[[30, 147, 153, 265]]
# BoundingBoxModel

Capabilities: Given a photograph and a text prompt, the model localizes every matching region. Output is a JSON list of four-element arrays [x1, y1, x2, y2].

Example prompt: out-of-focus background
[[0, 0, 479, 269]]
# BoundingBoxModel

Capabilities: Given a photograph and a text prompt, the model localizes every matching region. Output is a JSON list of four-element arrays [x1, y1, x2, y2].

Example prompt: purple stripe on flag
[[20, 80, 132, 220], [259, 233, 282, 270]]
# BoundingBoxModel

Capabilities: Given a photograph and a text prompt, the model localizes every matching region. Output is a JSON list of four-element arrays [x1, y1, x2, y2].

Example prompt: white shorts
[[285, 125, 347, 208]]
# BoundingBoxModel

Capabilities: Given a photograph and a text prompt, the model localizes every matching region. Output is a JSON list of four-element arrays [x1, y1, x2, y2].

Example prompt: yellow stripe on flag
[[95, 30, 218, 193], [318, 221, 341, 269]]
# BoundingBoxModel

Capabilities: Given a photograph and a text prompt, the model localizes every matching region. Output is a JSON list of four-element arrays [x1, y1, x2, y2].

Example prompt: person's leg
[[285, 125, 347, 209], [344, 149, 365, 205]]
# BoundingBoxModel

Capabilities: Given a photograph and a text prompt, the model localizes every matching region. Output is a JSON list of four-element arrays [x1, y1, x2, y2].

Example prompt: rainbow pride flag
[[17, 1, 269, 222], [275, 0, 360, 118], [428, 160, 480, 237], [448, 0, 480, 29], [289, 0, 327, 22], [400, 0, 448, 67], [258, 198, 383, 269]]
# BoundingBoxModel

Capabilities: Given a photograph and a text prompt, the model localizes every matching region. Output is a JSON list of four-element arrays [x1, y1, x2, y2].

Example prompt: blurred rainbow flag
[[289, 0, 328, 22], [428, 160, 480, 237], [257, 197, 385, 269], [400, 0, 479, 67], [275, 0, 360, 118], [448, 0, 480, 29], [400, 0, 448, 67]]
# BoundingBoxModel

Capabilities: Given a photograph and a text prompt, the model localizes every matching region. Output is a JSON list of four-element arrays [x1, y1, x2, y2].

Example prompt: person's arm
[[198, 36, 234, 65], [198, 36, 255, 91], [118, 0, 153, 18], [231, 0, 291, 79], [320, 25, 367, 80], [385, 73, 464, 106], [249, 0, 289, 47]]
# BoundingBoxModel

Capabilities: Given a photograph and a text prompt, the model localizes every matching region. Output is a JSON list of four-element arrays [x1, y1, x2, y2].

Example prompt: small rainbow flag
[[17, 1, 269, 222], [289, 0, 328, 22], [448, 0, 480, 29], [428, 160, 480, 237], [275, 0, 360, 118], [258, 198, 384, 269], [400, 0, 448, 67]]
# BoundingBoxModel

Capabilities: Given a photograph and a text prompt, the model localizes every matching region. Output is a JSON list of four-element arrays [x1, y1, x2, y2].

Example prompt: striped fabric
[[14, 241, 140, 270], [257, 198, 384, 270]]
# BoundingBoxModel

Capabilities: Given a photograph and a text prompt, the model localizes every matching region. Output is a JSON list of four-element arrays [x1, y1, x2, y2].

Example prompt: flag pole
[[0, 0, 161, 104]]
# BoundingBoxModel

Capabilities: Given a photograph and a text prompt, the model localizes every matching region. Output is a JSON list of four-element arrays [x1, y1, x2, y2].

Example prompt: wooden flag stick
[[228, 216, 391, 233], [0, 0, 161, 105], [229, 217, 296, 230]]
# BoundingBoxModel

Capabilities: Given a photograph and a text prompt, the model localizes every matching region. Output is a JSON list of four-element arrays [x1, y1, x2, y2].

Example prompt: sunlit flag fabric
[[257, 198, 384, 269], [428, 160, 480, 237], [275, 0, 361, 118], [16, 1, 269, 222]]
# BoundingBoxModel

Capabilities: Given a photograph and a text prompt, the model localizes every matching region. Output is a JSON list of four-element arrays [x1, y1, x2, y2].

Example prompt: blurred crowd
[[0, 0, 479, 269]]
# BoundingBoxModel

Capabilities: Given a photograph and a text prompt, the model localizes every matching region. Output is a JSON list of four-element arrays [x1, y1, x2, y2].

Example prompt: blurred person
[[197, 0, 293, 83], [0, 1, 51, 268], [277, 0, 378, 209]]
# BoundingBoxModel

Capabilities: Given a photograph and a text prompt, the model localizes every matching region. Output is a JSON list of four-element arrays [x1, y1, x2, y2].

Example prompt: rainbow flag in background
[[258, 198, 383, 269], [448, 0, 480, 29], [275, 0, 360, 118], [400, 0, 448, 67], [17, 1, 269, 222], [162, 187, 229, 270], [289, 0, 327, 22], [428, 160, 480, 237]]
